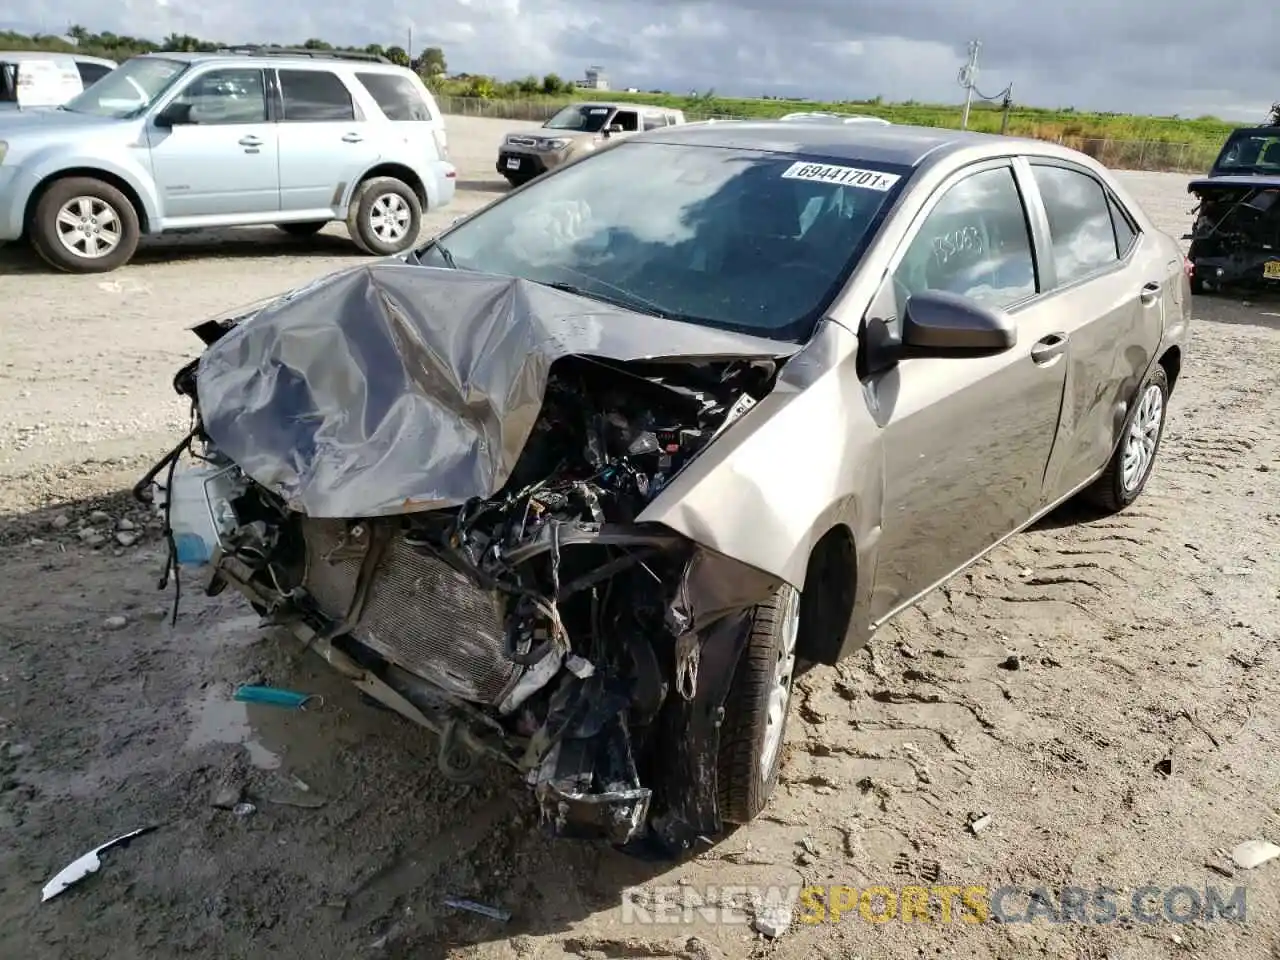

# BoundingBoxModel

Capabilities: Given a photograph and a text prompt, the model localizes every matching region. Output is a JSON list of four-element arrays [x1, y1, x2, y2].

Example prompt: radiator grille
[[299, 519, 516, 705]]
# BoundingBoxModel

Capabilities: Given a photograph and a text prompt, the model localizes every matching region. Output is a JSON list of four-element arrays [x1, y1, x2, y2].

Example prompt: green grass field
[[600, 92, 1239, 145]]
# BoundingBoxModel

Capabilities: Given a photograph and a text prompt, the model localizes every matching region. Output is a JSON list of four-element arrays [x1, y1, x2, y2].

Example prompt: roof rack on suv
[[217, 46, 391, 63]]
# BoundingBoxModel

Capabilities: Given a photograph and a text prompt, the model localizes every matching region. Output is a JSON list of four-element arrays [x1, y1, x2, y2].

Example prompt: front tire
[[1084, 365, 1170, 513], [345, 177, 422, 256], [717, 585, 801, 825], [30, 177, 140, 274]]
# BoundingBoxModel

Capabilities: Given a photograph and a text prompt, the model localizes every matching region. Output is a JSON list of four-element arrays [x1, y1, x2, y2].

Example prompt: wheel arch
[[1158, 344, 1182, 394], [345, 163, 428, 212], [25, 168, 151, 234], [794, 522, 858, 666]]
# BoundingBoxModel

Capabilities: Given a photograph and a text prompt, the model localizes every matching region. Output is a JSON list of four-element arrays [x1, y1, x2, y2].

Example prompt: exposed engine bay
[[139, 318, 790, 854], [1186, 181, 1280, 287]]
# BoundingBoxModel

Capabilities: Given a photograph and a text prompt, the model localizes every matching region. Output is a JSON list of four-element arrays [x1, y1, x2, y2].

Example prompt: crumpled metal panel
[[194, 263, 798, 519]]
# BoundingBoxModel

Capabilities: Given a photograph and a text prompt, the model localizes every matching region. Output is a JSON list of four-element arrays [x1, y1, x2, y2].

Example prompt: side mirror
[[605, 123, 623, 135], [153, 102, 192, 128], [900, 289, 1016, 354]]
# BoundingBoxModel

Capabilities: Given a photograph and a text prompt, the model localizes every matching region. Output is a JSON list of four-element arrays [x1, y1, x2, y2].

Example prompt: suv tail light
[[1184, 255, 1193, 279], [432, 128, 449, 161]]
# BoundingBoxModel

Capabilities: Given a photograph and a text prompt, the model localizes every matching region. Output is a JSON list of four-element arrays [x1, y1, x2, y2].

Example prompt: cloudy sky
[[5, 0, 1275, 120]]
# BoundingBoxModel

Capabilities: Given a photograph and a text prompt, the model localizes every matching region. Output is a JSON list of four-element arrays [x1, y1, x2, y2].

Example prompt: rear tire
[[716, 585, 801, 825], [345, 177, 422, 257], [277, 220, 328, 237], [30, 177, 140, 274], [1083, 365, 1169, 514]]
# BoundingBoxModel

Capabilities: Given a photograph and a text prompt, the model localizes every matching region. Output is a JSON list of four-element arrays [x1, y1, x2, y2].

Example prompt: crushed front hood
[[194, 263, 798, 518], [1189, 175, 1280, 192]]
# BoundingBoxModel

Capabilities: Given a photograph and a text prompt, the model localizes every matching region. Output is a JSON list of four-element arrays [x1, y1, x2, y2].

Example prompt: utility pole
[[406, 25, 413, 64], [959, 39, 980, 131], [999, 83, 1014, 135]]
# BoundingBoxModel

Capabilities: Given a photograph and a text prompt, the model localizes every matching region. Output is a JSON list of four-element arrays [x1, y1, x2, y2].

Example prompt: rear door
[[275, 67, 380, 214], [1019, 159, 1167, 501], [147, 66, 279, 219]]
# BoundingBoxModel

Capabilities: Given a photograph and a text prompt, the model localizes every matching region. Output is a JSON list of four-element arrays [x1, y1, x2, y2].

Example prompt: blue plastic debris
[[232, 685, 322, 710]]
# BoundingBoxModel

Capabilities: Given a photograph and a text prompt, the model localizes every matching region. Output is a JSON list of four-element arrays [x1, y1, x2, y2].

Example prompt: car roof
[[641, 119, 1044, 169], [0, 51, 117, 65], [134, 51, 403, 70], [1225, 126, 1280, 137], [574, 101, 680, 113]]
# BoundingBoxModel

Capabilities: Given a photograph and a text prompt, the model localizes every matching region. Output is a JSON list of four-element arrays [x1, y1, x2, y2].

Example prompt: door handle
[[1140, 281, 1161, 305], [341, 133, 364, 143], [238, 135, 262, 147], [1030, 332, 1068, 364]]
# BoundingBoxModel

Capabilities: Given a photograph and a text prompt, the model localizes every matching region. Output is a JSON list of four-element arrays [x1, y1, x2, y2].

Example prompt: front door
[[147, 67, 279, 220], [865, 162, 1069, 625], [275, 68, 380, 214]]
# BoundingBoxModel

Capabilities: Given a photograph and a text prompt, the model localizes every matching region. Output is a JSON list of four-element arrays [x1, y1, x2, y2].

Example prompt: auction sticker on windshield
[[782, 161, 900, 191]]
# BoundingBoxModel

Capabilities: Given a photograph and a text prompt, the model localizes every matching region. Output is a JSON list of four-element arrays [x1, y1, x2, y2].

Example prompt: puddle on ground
[[186, 687, 283, 770]]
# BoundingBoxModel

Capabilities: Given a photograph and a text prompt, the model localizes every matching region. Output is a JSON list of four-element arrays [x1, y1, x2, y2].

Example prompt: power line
[[957, 39, 980, 130], [956, 39, 1014, 133]]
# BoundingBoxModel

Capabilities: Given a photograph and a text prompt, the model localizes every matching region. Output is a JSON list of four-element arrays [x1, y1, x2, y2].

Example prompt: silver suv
[[0, 48, 456, 273]]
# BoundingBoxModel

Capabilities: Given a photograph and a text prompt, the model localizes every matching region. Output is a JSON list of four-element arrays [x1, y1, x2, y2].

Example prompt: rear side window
[[354, 72, 432, 121], [278, 69, 355, 122], [1030, 164, 1121, 285], [0, 64, 15, 103], [641, 111, 667, 131], [75, 61, 112, 86], [1108, 194, 1139, 257]]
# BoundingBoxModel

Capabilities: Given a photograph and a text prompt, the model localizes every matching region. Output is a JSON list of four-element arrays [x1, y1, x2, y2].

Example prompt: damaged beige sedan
[[137, 120, 1190, 856]]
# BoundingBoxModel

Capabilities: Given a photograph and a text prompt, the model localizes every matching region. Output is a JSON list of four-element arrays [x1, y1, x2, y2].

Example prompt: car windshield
[[1213, 131, 1280, 174], [418, 141, 909, 340], [61, 56, 187, 118], [544, 104, 613, 133]]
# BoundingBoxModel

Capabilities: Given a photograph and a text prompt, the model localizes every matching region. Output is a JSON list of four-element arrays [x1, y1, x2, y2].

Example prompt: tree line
[[0, 26, 587, 98]]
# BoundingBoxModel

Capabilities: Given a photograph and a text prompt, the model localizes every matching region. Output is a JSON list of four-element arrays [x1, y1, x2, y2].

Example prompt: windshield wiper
[[423, 239, 458, 268], [537, 266, 675, 319], [540, 280, 674, 319]]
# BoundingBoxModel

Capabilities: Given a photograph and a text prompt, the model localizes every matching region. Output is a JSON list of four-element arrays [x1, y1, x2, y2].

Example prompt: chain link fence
[[1047, 137, 1217, 174], [435, 95, 1217, 173]]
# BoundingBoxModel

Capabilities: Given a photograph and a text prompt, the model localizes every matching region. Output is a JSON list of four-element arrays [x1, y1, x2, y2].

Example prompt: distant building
[[576, 65, 609, 91]]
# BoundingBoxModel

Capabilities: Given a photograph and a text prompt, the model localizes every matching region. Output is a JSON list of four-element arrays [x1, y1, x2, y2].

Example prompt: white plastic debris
[[41, 826, 154, 902], [753, 899, 793, 938], [443, 897, 511, 921], [969, 813, 993, 834], [1231, 839, 1280, 870]]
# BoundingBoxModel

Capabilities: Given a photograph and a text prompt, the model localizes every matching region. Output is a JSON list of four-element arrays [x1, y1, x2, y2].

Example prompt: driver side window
[[612, 110, 639, 132], [892, 166, 1038, 315], [167, 68, 267, 124]]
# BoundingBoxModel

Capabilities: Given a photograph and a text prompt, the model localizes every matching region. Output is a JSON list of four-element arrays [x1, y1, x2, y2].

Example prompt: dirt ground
[[1, 117, 1278, 960]]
